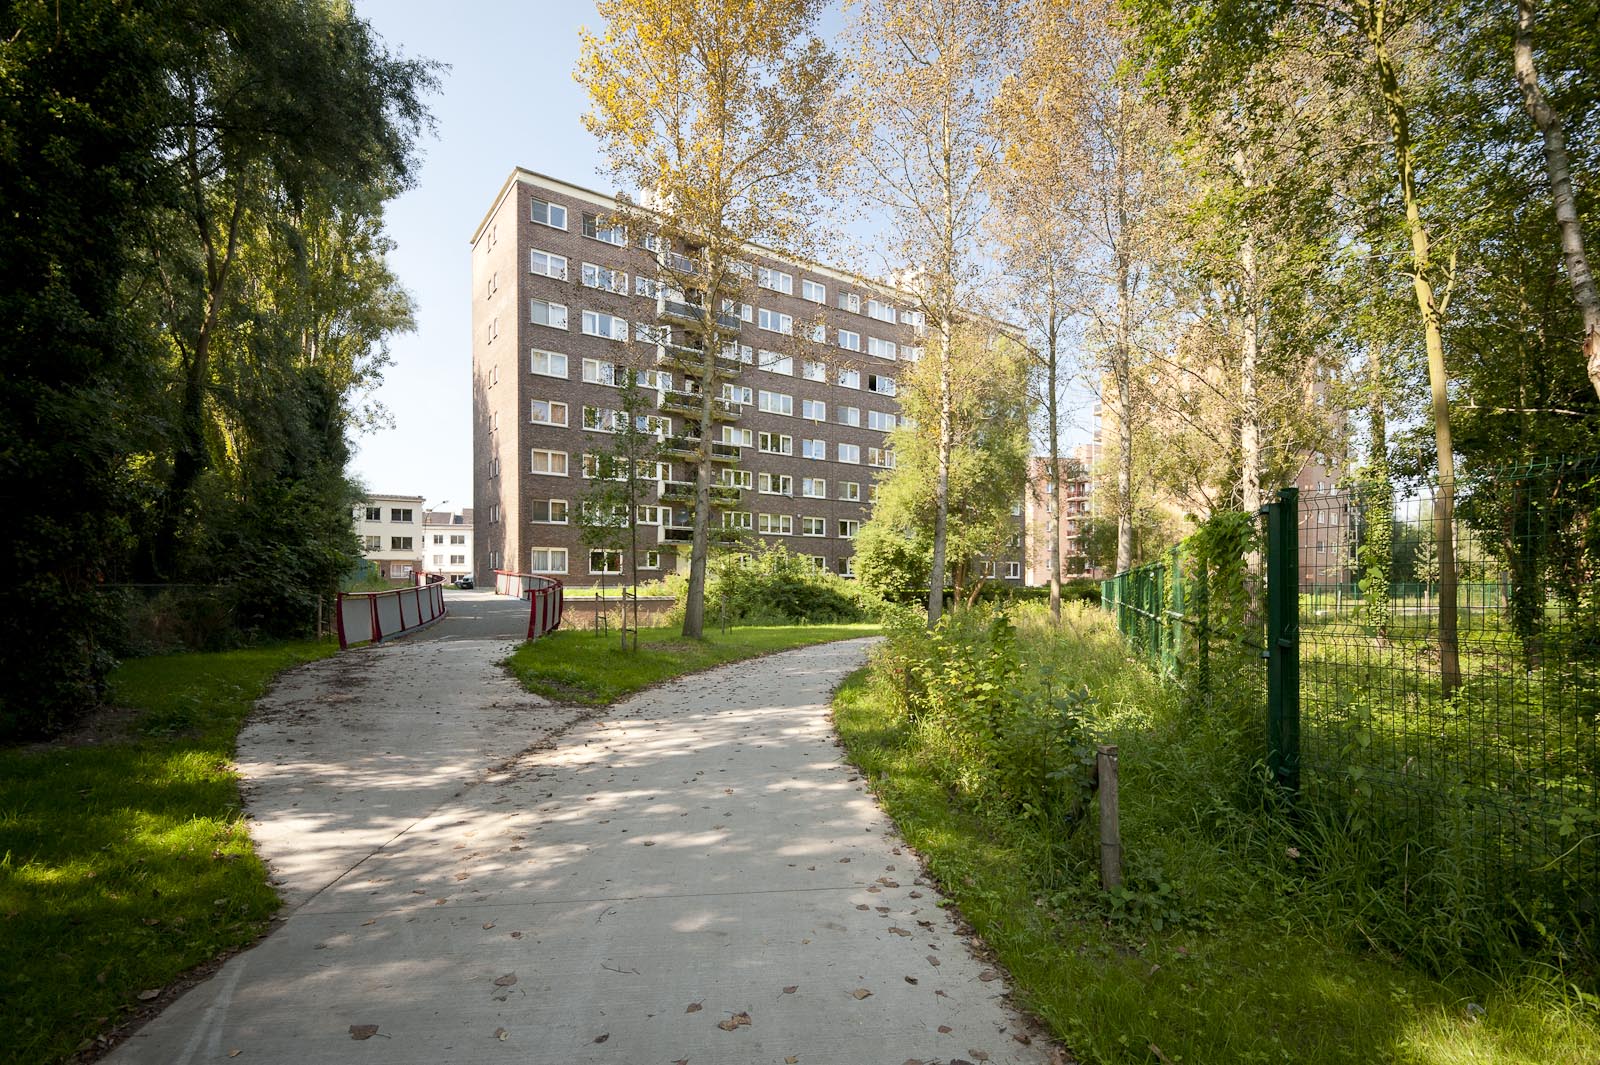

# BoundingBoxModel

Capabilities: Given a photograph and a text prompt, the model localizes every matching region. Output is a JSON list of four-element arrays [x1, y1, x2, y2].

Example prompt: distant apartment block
[[422, 508, 474, 581], [470, 167, 1024, 587], [354, 494, 426, 581], [1024, 447, 1098, 584]]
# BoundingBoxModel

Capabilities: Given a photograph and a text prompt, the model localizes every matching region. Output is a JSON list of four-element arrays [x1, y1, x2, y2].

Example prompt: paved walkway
[[110, 596, 1055, 1064]]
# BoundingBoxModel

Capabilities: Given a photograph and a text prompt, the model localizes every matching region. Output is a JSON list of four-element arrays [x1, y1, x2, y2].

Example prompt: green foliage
[[504, 622, 879, 705], [852, 519, 931, 606], [0, 639, 333, 1064], [657, 545, 885, 627]]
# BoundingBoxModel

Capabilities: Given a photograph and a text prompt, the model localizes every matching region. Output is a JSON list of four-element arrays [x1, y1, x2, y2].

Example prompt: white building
[[354, 494, 426, 582], [422, 509, 475, 581]]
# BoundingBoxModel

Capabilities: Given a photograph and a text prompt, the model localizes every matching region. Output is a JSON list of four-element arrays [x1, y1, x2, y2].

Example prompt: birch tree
[[577, 0, 836, 638], [838, 0, 1013, 625]]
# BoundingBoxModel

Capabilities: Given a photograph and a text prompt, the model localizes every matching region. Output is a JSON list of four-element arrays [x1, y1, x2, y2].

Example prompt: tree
[[576, 0, 837, 639], [838, 0, 1014, 624], [863, 325, 1030, 609]]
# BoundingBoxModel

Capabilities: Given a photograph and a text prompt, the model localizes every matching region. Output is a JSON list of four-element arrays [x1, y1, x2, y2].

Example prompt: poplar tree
[[576, 0, 836, 639]]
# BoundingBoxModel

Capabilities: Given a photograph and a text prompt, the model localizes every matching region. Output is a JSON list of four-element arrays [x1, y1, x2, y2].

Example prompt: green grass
[[0, 640, 336, 1065], [506, 622, 880, 705], [832, 604, 1600, 1065]]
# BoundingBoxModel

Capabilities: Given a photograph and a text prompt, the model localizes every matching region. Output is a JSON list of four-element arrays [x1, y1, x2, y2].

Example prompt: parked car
[[451, 575, 474, 589]]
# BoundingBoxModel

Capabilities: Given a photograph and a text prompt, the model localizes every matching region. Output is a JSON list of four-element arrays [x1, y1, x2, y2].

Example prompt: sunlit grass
[[0, 640, 334, 1065], [832, 603, 1600, 1065], [505, 622, 880, 705]]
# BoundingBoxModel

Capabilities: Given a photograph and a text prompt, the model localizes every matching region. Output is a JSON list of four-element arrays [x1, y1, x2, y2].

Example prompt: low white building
[[354, 494, 426, 582], [422, 509, 474, 582]]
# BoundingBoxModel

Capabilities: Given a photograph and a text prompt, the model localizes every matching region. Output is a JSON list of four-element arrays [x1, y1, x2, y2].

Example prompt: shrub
[[657, 545, 888, 628]]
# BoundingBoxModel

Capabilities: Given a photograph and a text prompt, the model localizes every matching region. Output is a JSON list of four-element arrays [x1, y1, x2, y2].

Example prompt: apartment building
[[422, 509, 475, 581], [354, 494, 426, 581], [470, 167, 1024, 587], [1023, 447, 1098, 584]]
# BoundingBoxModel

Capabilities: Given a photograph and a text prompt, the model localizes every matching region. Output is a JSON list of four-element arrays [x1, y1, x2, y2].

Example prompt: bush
[[659, 545, 887, 628]]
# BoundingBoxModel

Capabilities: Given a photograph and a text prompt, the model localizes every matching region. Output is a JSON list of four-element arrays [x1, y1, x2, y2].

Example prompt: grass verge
[[506, 622, 880, 705], [0, 640, 336, 1065], [832, 608, 1600, 1065]]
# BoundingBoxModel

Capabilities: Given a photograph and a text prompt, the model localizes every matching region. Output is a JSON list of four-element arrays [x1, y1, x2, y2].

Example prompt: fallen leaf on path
[[786, 1057, 799, 1063], [433, 898, 447, 906], [850, 988, 872, 1000], [1013, 1033, 1033, 1045], [348, 1025, 379, 1040], [494, 973, 518, 987], [716, 1011, 752, 1030], [510, 931, 523, 939], [905, 976, 918, 985], [361, 919, 376, 927], [228, 1051, 241, 1058], [837, 858, 850, 863], [970, 1051, 990, 1062], [938, 1025, 953, 1034], [978, 970, 999, 982], [482, 922, 495, 930], [855, 904, 869, 911], [888, 927, 912, 937], [782, 986, 797, 994], [494, 1027, 508, 1041], [926, 955, 941, 967], [685, 1001, 702, 1013], [593, 1033, 609, 1043], [877, 878, 899, 888], [455, 873, 469, 881]]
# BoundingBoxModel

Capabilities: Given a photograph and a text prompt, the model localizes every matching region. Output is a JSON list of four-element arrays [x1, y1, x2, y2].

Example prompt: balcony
[[659, 388, 741, 421], [658, 524, 745, 546], [659, 479, 742, 508], [661, 436, 742, 463]]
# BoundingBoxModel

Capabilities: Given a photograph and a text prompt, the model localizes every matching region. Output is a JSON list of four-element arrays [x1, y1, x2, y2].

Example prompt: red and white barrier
[[493, 569, 565, 640], [336, 582, 447, 649]]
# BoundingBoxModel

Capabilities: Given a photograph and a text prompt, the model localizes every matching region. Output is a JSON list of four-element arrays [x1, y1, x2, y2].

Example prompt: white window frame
[[529, 499, 569, 524], [760, 350, 793, 376], [581, 310, 629, 341], [838, 368, 861, 389], [866, 298, 896, 323], [801, 516, 827, 537], [582, 358, 619, 386], [802, 477, 827, 498], [839, 519, 860, 539], [581, 262, 628, 294], [530, 399, 569, 427], [868, 447, 895, 468], [758, 473, 793, 496], [867, 410, 896, 432], [758, 432, 793, 455], [867, 373, 896, 396], [589, 549, 624, 575], [759, 513, 794, 535], [840, 481, 861, 501], [838, 443, 861, 464], [721, 468, 754, 490], [801, 279, 826, 304], [758, 267, 794, 294], [530, 299, 568, 330], [724, 510, 754, 530], [530, 198, 567, 230], [758, 390, 794, 416], [722, 426, 755, 448], [802, 360, 827, 382], [801, 438, 826, 460], [582, 213, 627, 246], [530, 449, 569, 476], [529, 249, 568, 280], [757, 308, 793, 335], [837, 404, 861, 427], [838, 329, 861, 352], [801, 399, 826, 421], [529, 547, 568, 574], [867, 336, 898, 360]]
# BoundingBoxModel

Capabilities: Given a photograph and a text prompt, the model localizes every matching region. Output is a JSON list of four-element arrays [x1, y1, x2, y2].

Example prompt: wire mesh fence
[[1103, 456, 1600, 948]]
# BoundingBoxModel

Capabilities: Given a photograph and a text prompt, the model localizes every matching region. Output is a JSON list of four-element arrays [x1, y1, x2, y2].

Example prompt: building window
[[391, 508, 414, 522], [807, 555, 828, 570], [837, 556, 856, 578], [451, 554, 466, 565], [837, 292, 861, 314], [582, 406, 623, 433], [867, 410, 896, 432], [801, 438, 826, 460], [486, 316, 500, 344], [757, 267, 793, 294], [810, 323, 826, 343], [391, 536, 414, 550], [722, 468, 754, 490], [802, 360, 827, 382], [801, 516, 826, 537], [838, 368, 861, 389], [635, 275, 660, 298], [531, 449, 569, 476], [801, 399, 826, 420], [582, 213, 626, 245], [839, 520, 859, 539], [801, 279, 826, 303], [640, 550, 662, 570], [760, 350, 793, 375], [840, 481, 861, 501], [868, 447, 895, 468], [838, 329, 861, 352], [450, 534, 466, 545], [721, 299, 755, 322], [530, 548, 568, 574], [364, 506, 382, 521], [724, 511, 753, 530], [722, 426, 755, 448], [530, 499, 568, 524], [582, 310, 628, 341], [758, 432, 793, 455], [759, 473, 793, 496], [490, 455, 500, 477], [836, 405, 860, 427], [582, 358, 620, 385], [730, 259, 755, 280], [531, 198, 567, 229], [432, 534, 444, 545], [721, 383, 754, 405], [530, 349, 568, 378], [529, 249, 568, 279], [866, 298, 896, 323], [486, 271, 498, 298], [589, 550, 623, 574], [802, 477, 826, 498], [759, 513, 793, 535], [530, 399, 569, 426], [758, 390, 793, 416], [757, 308, 793, 335], [867, 373, 896, 396], [1006, 561, 1022, 579], [530, 299, 568, 329], [581, 262, 628, 293], [636, 505, 662, 525], [838, 443, 861, 464], [363, 535, 382, 549], [867, 337, 898, 360]]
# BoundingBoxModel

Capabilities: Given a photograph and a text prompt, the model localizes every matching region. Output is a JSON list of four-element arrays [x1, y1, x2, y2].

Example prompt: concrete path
[[110, 600, 1056, 1065]]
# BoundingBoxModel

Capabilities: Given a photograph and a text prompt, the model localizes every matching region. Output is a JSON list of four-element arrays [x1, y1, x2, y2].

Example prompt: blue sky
[[348, 0, 1093, 510]]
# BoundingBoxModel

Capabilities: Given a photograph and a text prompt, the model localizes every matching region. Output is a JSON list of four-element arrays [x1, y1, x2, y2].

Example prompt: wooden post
[[1097, 744, 1122, 891]]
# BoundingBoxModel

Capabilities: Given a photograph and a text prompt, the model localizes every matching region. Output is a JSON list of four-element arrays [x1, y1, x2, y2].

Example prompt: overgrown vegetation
[[652, 546, 886, 629], [836, 602, 1600, 1064], [0, 640, 334, 1065], [506, 622, 879, 705]]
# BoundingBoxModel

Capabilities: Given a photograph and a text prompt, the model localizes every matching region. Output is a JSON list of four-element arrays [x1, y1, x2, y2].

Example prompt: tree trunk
[[927, 313, 954, 627], [1514, 0, 1600, 400], [681, 348, 716, 640], [1047, 317, 1063, 625], [1367, 15, 1461, 694], [1114, 254, 1135, 576], [1239, 229, 1262, 516]]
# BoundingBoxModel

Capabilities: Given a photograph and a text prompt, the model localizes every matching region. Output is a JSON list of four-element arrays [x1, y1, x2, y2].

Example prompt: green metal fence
[[1103, 456, 1600, 944]]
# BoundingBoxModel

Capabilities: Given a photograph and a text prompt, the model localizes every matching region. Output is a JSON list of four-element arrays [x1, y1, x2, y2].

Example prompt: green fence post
[[1167, 543, 1183, 677], [1266, 487, 1301, 795]]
